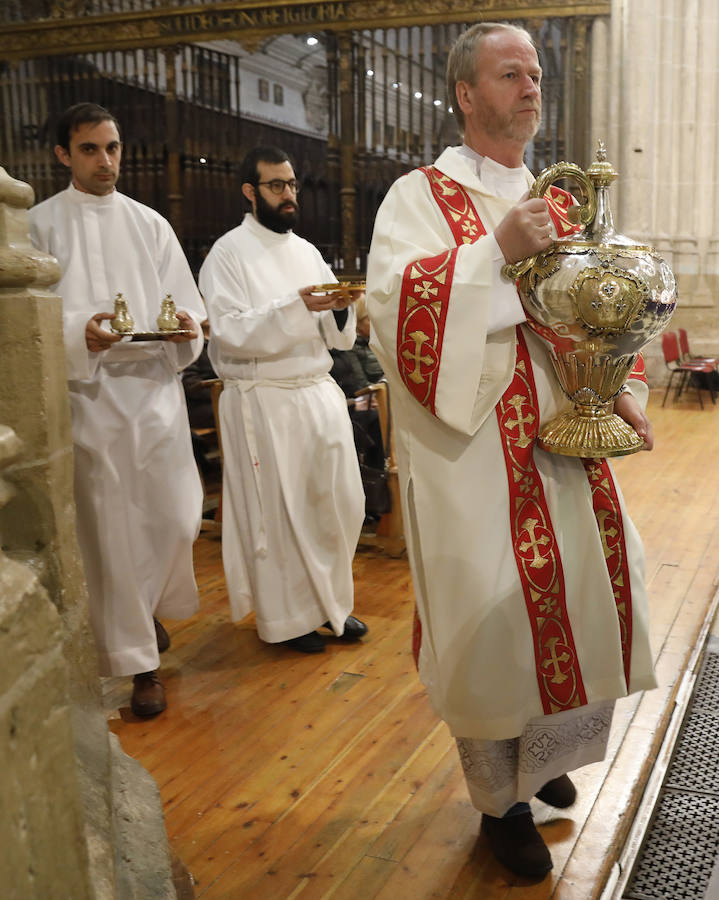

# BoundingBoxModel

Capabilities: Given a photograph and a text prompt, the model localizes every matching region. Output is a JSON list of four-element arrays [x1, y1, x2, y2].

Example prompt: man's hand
[[300, 285, 339, 311], [614, 390, 654, 451], [332, 288, 364, 310], [86, 313, 124, 352], [166, 310, 200, 344], [494, 198, 554, 265]]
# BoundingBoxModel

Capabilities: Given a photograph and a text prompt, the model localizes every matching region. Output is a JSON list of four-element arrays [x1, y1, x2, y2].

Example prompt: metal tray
[[310, 281, 366, 296], [110, 329, 196, 342]]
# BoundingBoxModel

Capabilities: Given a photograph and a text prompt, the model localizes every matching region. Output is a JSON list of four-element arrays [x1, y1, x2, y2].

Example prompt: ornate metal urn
[[503, 143, 677, 457]]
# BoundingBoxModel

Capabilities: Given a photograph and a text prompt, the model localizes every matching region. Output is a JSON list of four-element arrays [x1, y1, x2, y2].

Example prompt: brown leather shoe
[[481, 811, 552, 878], [131, 671, 167, 717], [535, 774, 577, 808], [154, 617, 170, 653]]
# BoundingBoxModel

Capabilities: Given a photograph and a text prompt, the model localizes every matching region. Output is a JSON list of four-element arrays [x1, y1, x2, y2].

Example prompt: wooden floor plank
[[105, 392, 719, 899]]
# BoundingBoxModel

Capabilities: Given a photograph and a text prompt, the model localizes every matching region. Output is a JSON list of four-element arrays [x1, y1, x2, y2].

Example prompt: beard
[[255, 190, 299, 233], [479, 97, 541, 146]]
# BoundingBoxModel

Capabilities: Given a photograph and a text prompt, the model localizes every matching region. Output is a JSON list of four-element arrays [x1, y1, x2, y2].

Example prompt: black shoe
[[481, 811, 552, 878], [282, 631, 326, 653], [322, 616, 369, 641], [131, 671, 167, 717], [154, 617, 170, 653], [535, 774, 577, 808]]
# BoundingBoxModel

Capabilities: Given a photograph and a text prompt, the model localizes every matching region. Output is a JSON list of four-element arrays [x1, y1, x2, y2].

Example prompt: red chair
[[678, 327, 719, 367], [661, 331, 716, 409]]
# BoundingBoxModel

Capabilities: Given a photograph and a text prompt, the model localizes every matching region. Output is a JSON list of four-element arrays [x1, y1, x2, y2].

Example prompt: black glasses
[[257, 178, 300, 195]]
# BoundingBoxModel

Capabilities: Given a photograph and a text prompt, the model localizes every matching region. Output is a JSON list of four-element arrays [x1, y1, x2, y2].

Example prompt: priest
[[199, 146, 367, 655], [30, 103, 206, 717], [366, 23, 656, 877]]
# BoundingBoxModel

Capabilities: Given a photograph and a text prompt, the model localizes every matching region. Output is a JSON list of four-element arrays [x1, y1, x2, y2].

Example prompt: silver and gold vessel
[[503, 143, 677, 457]]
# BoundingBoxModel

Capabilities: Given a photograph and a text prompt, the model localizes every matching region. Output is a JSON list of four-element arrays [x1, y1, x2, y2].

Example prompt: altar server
[[199, 146, 367, 654], [366, 23, 656, 877], [30, 103, 205, 717]]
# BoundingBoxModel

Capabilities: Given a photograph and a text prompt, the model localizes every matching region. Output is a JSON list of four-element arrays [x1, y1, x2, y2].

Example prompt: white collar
[[432, 145, 533, 201], [66, 182, 117, 207]]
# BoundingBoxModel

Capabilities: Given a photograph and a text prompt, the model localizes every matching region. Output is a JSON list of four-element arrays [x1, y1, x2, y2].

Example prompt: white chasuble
[[199, 214, 364, 642], [30, 184, 206, 676], [366, 146, 656, 744]]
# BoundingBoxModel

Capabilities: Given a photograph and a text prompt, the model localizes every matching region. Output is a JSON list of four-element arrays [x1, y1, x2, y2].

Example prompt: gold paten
[[311, 281, 366, 297], [110, 292, 134, 332], [502, 142, 677, 458], [157, 294, 180, 331]]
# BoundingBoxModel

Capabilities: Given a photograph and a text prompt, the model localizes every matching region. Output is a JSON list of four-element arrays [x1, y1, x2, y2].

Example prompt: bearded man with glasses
[[199, 146, 368, 655]]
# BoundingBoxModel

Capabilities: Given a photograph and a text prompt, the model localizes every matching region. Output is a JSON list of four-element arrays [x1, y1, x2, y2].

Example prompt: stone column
[[0, 166, 183, 898], [0, 166, 108, 897], [592, 0, 719, 380], [606, 0, 659, 241], [693, 0, 719, 307], [589, 16, 610, 156], [0, 424, 95, 898]]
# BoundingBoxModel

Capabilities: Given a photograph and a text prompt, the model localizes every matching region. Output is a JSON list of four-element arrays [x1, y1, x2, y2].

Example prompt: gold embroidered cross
[[542, 636, 571, 685], [595, 508, 618, 560], [504, 394, 536, 449], [414, 280, 439, 300], [402, 330, 434, 385], [518, 517, 550, 569]]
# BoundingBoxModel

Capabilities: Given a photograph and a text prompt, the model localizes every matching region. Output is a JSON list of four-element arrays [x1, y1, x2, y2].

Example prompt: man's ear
[[454, 81, 473, 118], [241, 182, 255, 205], [54, 145, 71, 168]]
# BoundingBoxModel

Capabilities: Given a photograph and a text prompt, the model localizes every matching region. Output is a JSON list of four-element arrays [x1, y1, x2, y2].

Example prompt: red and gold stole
[[396, 166, 487, 414], [407, 165, 635, 707]]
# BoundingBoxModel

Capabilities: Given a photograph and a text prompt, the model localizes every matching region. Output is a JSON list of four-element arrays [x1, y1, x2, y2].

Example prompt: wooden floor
[[106, 389, 719, 899]]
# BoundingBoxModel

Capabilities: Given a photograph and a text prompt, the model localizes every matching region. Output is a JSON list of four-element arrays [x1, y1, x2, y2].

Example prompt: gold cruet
[[110, 292, 134, 333], [157, 294, 180, 331]]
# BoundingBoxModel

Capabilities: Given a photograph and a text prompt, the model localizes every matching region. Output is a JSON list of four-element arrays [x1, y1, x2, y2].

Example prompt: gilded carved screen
[[0, 14, 595, 272]]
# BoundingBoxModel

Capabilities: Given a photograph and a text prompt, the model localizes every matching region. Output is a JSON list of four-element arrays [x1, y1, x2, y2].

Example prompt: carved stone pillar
[[338, 32, 358, 273], [0, 166, 184, 898], [0, 423, 95, 898], [0, 165, 105, 898]]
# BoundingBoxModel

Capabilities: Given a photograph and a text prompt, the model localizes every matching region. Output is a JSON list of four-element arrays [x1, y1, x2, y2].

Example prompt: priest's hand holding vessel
[[502, 142, 677, 457]]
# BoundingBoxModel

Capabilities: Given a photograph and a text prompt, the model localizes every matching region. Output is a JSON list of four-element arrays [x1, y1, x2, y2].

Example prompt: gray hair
[[446, 22, 535, 132]]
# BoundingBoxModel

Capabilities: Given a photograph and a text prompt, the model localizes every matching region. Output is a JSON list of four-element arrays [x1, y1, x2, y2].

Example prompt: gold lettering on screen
[[165, 3, 347, 36]]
